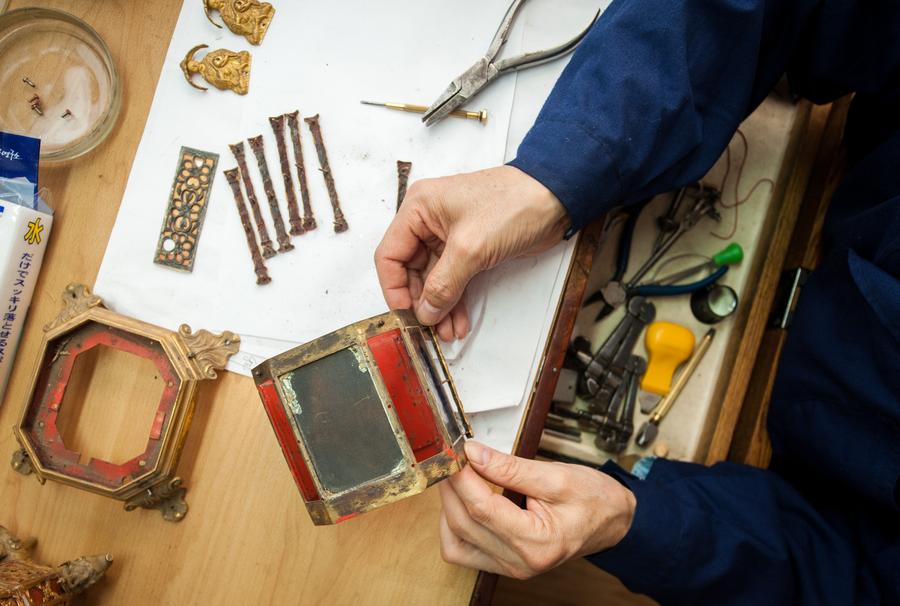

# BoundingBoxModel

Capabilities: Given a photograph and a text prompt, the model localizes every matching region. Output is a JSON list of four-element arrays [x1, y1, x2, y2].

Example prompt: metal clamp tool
[[576, 297, 655, 412], [594, 355, 646, 453]]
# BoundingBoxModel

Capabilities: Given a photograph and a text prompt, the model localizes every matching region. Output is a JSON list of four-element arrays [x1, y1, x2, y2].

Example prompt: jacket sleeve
[[508, 0, 817, 234], [590, 459, 858, 605]]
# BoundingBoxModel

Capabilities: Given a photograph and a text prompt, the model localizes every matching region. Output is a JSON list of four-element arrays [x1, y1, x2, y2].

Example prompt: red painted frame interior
[[22, 322, 180, 490], [368, 329, 444, 463], [256, 378, 320, 501]]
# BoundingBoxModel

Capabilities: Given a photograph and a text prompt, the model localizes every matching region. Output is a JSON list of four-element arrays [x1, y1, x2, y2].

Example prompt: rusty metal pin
[[247, 135, 294, 252], [304, 114, 348, 233], [269, 114, 304, 236], [229, 142, 276, 258], [286, 111, 317, 231], [61, 109, 72, 119], [22, 76, 36, 88], [396, 161, 412, 212], [225, 168, 271, 285]]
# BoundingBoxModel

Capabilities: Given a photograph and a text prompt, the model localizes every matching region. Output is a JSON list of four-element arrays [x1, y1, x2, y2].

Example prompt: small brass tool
[[361, 100, 487, 124]]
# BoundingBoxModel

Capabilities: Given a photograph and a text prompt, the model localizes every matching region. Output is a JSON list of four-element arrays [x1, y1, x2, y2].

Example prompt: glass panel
[[409, 328, 463, 443], [280, 347, 405, 494]]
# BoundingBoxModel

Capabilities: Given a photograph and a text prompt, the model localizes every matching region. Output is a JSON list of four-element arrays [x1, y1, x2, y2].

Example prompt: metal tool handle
[[633, 266, 729, 297], [486, 0, 528, 63], [649, 329, 716, 423], [494, 6, 602, 73]]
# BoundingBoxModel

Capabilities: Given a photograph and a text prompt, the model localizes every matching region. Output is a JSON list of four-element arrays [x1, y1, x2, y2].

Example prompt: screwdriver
[[651, 242, 744, 286], [360, 100, 488, 124], [635, 328, 716, 448]]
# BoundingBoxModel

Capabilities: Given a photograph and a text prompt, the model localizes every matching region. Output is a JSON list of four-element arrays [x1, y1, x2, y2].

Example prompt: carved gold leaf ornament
[[44, 283, 103, 332], [204, 0, 275, 46], [179, 324, 241, 379], [180, 44, 252, 95]]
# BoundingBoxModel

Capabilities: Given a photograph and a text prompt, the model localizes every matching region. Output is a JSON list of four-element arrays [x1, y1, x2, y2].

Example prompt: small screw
[[28, 95, 43, 116], [61, 109, 72, 119], [22, 76, 36, 88]]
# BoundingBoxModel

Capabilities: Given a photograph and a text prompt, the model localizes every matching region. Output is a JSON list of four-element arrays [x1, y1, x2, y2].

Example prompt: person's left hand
[[439, 441, 636, 579]]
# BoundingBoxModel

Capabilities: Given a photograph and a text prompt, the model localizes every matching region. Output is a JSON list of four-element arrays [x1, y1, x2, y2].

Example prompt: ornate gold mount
[[203, 0, 275, 46], [11, 283, 239, 523], [180, 44, 252, 95]]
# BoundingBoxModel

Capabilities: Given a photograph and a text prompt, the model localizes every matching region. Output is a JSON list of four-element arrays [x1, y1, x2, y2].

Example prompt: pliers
[[585, 188, 725, 320], [422, 0, 602, 126]]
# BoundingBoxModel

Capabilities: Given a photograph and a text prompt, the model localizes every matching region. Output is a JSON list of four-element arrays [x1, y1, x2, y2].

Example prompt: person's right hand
[[374, 165, 570, 341]]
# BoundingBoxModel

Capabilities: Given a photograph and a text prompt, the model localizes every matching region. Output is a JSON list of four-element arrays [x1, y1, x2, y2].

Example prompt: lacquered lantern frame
[[11, 284, 238, 522], [253, 310, 473, 525]]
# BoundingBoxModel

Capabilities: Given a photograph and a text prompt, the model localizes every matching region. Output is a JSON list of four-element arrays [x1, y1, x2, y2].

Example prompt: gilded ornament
[[0, 525, 112, 605], [180, 44, 251, 95], [11, 284, 239, 522], [154, 147, 219, 272], [204, 0, 275, 46]]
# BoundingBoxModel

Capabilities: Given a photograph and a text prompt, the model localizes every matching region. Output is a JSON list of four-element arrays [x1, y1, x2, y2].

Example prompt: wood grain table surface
[[0, 2, 477, 603]]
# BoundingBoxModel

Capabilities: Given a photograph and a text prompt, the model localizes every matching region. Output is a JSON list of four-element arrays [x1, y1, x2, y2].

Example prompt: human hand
[[374, 166, 569, 341], [439, 441, 635, 579]]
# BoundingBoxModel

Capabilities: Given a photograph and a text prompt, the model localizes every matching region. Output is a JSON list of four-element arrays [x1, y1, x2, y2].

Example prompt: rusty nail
[[225, 167, 272, 285], [304, 114, 348, 233], [248, 135, 294, 252], [396, 161, 412, 212], [22, 76, 36, 88], [61, 109, 72, 119], [229, 142, 276, 259], [269, 114, 305, 236], [286, 111, 317, 231]]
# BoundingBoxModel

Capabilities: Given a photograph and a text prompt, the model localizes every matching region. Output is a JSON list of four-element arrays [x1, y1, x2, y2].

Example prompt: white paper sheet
[[96, 0, 610, 424]]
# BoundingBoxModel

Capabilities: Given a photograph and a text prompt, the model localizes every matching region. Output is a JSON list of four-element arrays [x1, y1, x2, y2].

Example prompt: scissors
[[422, 0, 602, 126]]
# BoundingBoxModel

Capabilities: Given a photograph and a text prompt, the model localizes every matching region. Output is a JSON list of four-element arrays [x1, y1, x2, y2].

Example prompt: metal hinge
[[771, 267, 811, 329]]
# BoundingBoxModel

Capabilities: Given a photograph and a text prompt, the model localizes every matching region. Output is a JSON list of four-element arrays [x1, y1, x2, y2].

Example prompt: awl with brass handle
[[361, 100, 487, 124]]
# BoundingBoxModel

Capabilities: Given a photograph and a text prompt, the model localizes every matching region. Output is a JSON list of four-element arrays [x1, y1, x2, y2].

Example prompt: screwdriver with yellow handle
[[361, 100, 488, 124], [639, 321, 695, 413], [635, 328, 716, 448]]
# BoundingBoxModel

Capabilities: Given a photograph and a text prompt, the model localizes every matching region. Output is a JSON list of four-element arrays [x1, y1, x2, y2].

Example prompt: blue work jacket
[[510, 1, 900, 604]]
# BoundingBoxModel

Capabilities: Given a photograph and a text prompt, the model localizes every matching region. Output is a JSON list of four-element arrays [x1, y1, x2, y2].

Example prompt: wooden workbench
[[0, 1, 478, 603]]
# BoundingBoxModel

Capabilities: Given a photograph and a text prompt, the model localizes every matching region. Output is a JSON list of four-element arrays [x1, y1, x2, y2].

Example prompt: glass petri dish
[[0, 1, 8, 15], [0, 8, 121, 162]]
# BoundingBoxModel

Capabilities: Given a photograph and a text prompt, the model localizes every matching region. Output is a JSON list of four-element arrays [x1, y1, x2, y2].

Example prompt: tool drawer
[[537, 96, 846, 469]]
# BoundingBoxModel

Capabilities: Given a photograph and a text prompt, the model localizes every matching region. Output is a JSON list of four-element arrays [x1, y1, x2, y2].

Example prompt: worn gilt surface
[[204, 0, 275, 45], [13, 284, 239, 522], [180, 44, 251, 95], [0, 526, 111, 606], [43, 284, 102, 333], [179, 324, 240, 379], [154, 147, 218, 272]]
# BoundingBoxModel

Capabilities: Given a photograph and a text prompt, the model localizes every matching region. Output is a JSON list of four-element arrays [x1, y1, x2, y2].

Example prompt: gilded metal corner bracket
[[44, 283, 102, 332], [124, 477, 189, 522], [180, 324, 241, 379]]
